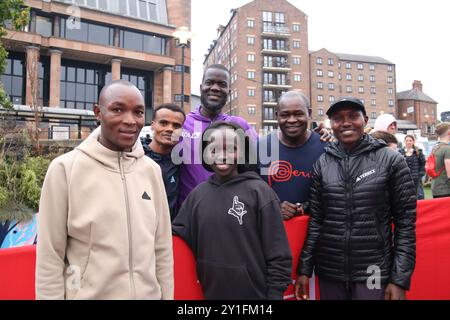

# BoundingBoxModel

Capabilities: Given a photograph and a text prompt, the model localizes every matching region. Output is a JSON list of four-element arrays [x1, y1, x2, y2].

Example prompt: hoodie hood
[[373, 114, 397, 132], [326, 134, 387, 159], [207, 171, 262, 187], [76, 127, 145, 173], [189, 106, 231, 123]]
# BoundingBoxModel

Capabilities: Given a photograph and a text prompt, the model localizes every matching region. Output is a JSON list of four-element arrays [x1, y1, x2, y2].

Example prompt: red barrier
[[1, 197, 450, 300]]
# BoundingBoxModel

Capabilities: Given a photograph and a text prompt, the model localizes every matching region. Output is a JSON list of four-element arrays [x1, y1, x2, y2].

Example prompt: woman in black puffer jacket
[[399, 135, 426, 199], [295, 98, 416, 300]]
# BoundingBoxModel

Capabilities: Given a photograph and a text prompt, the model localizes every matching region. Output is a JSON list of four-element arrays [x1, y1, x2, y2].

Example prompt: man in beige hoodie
[[36, 80, 174, 300]]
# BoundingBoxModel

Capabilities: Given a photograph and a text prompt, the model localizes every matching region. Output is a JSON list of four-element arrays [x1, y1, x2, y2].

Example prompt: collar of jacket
[[76, 127, 145, 173], [326, 134, 386, 159]]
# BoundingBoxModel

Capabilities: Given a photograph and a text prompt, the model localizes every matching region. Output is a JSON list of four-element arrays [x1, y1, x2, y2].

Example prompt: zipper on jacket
[[119, 153, 136, 299], [344, 156, 352, 283]]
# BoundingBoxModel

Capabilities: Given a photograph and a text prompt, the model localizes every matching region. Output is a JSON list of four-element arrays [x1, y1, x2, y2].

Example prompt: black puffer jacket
[[297, 135, 416, 290]]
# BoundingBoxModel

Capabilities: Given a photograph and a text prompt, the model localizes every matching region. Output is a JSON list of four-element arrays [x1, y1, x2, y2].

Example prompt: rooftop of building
[[310, 49, 394, 65], [397, 88, 438, 104]]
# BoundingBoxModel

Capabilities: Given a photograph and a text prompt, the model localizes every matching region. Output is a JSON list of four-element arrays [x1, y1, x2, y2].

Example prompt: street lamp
[[173, 26, 191, 112]]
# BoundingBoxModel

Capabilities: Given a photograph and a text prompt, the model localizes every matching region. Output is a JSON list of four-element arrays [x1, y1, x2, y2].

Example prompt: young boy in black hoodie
[[172, 121, 292, 300]]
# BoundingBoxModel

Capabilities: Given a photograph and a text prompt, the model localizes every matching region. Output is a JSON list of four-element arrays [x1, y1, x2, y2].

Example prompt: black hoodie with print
[[172, 171, 292, 300]]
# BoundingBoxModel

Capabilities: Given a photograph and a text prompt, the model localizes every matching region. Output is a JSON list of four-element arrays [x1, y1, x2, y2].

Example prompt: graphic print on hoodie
[[172, 171, 292, 300]]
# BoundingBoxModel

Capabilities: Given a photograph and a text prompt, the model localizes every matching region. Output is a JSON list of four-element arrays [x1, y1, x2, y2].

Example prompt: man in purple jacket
[[174, 64, 257, 207]]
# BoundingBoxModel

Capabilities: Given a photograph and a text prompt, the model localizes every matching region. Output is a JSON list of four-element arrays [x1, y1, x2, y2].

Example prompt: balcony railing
[[263, 80, 291, 86], [262, 25, 290, 35], [263, 62, 290, 69]]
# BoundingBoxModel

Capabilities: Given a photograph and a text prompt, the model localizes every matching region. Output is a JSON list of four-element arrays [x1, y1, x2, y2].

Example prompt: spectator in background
[[370, 130, 399, 151], [373, 113, 397, 134], [431, 122, 450, 198], [399, 135, 426, 200], [142, 103, 185, 220]]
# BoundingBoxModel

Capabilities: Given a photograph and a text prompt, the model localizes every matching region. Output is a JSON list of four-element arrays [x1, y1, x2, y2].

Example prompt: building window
[[388, 88, 394, 95], [0, 54, 25, 104], [60, 18, 115, 47], [328, 58, 334, 66], [292, 24, 300, 32], [370, 87, 376, 94], [294, 74, 301, 82], [371, 112, 377, 119], [346, 86, 352, 93], [293, 40, 301, 49], [247, 19, 254, 28], [264, 90, 275, 102], [317, 82, 324, 89], [370, 75, 375, 82], [248, 106, 256, 114], [262, 11, 272, 22], [264, 107, 275, 120], [274, 12, 285, 24], [346, 62, 352, 69], [293, 57, 301, 65], [318, 109, 324, 116], [316, 57, 323, 65], [328, 71, 334, 78], [316, 69, 323, 77], [35, 14, 53, 37], [369, 64, 375, 71], [247, 36, 255, 45], [387, 76, 393, 83], [174, 65, 190, 74], [328, 83, 335, 90], [371, 99, 376, 106], [248, 88, 255, 97], [358, 87, 364, 93], [247, 54, 255, 62], [389, 100, 394, 107], [174, 94, 190, 103], [329, 95, 335, 102], [357, 63, 364, 70], [263, 39, 273, 50], [247, 71, 255, 80], [358, 74, 364, 82], [317, 95, 324, 102], [60, 60, 111, 112], [119, 29, 166, 55], [388, 65, 393, 72], [346, 73, 352, 80]]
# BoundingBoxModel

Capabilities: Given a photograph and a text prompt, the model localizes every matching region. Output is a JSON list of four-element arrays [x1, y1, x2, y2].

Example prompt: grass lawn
[[424, 185, 432, 199]]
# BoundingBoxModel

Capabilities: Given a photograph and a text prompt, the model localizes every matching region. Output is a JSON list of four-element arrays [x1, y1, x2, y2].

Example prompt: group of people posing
[[35, 63, 450, 300]]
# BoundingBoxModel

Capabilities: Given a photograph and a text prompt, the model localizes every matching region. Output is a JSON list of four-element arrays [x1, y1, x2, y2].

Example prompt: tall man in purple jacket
[[174, 64, 257, 206]]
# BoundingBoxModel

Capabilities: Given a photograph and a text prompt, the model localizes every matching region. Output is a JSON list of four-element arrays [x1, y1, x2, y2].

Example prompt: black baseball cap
[[326, 97, 367, 117]]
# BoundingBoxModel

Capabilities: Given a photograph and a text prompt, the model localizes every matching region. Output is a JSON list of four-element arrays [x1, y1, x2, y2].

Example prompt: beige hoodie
[[36, 128, 174, 300]]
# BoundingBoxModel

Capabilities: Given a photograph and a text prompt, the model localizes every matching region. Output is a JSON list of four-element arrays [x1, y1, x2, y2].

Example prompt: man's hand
[[384, 283, 406, 300], [313, 123, 334, 142], [280, 201, 298, 220], [294, 275, 310, 300]]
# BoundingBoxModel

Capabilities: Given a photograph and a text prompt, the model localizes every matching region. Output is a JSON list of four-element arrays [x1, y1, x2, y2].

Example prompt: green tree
[[0, 0, 29, 109]]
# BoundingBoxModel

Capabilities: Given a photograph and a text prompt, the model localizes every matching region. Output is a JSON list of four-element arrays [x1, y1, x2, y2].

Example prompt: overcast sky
[[190, 0, 450, 115]]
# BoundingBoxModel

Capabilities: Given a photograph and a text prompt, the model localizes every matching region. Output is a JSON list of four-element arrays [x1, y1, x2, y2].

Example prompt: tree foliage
[[0, 0, 29, 109]]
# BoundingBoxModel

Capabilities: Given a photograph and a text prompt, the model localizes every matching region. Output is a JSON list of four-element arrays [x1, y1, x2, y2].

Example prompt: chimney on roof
[[413, 80, 423, 92], [217, 25, 225, 36]]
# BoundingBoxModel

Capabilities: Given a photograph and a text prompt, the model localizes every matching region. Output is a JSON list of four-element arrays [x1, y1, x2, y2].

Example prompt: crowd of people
[[35, 63, 450, 300]]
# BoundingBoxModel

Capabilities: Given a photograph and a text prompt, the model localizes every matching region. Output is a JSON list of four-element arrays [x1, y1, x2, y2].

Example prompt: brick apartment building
[[203, 0, 398, 134], [1, 0, 191, 139], [309, 48, 397, 125], [203, 0, 309, 134], [397, 80, 438, 137]]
